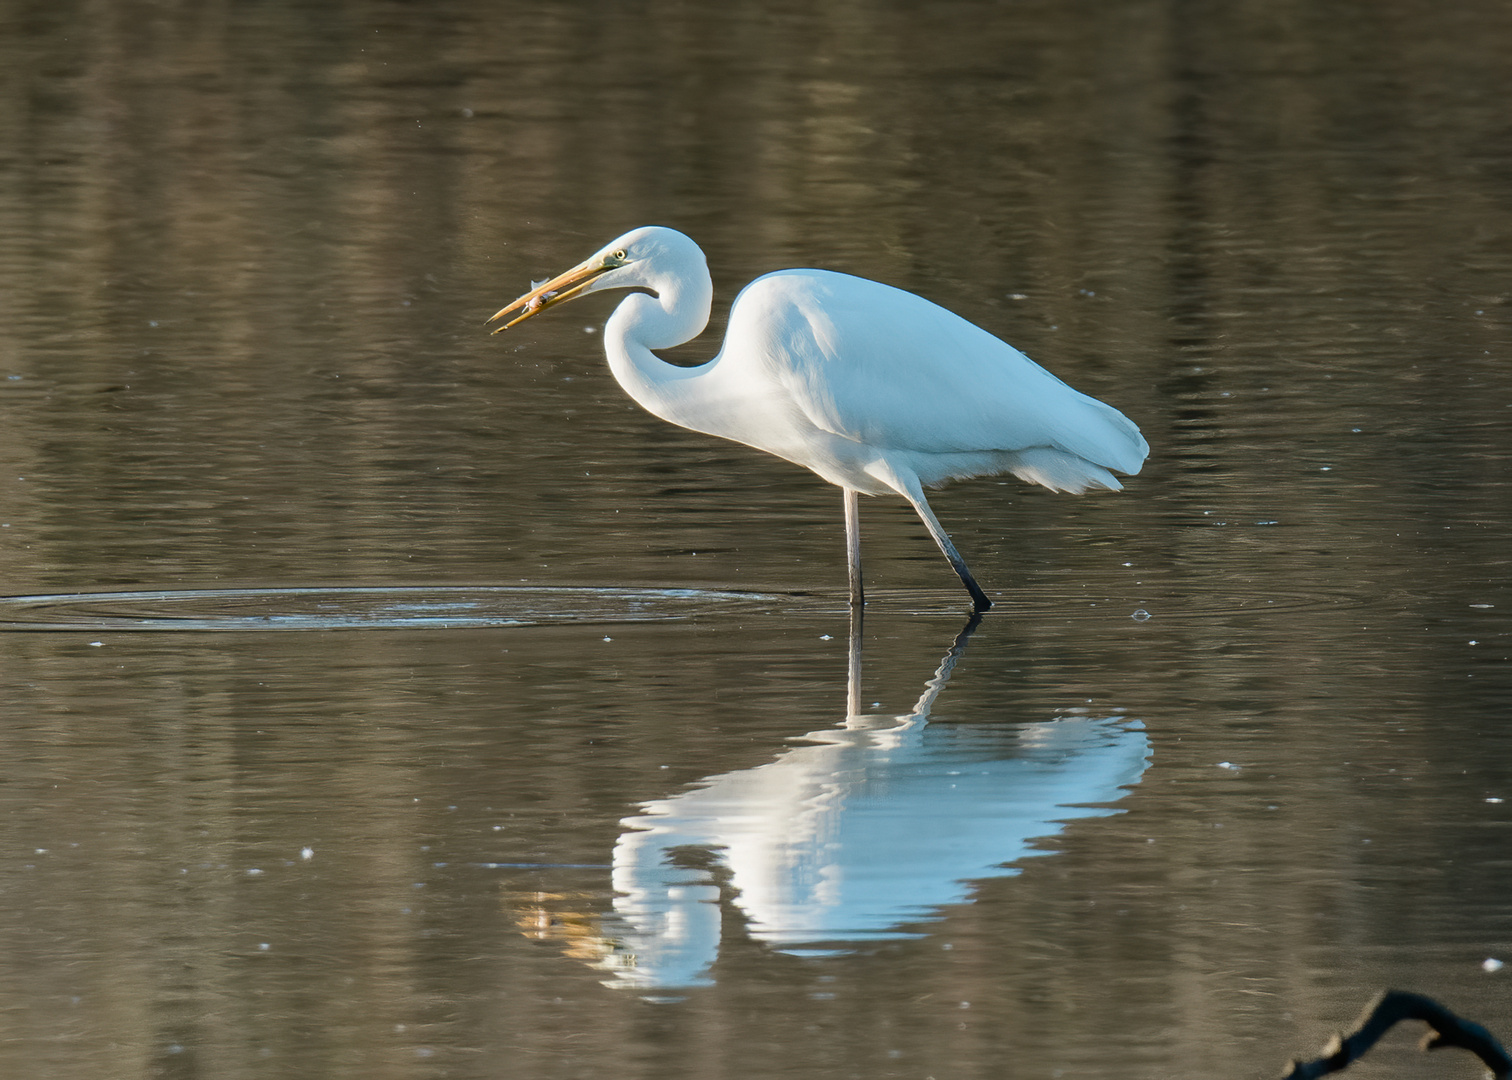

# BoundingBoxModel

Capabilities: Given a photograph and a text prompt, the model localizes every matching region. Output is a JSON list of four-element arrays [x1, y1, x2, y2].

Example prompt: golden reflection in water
[[508, 891, 621, 966]]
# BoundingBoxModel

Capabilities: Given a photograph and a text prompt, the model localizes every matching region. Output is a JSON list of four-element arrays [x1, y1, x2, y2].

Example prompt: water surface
[[1, 2, 1510, 1079]]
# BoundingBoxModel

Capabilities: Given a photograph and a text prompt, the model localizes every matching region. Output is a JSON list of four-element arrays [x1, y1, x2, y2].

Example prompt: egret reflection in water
[[580, 613, 1151, 990]]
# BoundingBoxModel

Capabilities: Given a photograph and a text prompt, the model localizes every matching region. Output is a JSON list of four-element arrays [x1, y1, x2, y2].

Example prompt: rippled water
[[2, 2, 1510, 1079]]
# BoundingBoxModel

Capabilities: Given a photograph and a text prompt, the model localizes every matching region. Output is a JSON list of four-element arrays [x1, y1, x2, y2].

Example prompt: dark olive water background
[[1, 2, 1509, 1078]]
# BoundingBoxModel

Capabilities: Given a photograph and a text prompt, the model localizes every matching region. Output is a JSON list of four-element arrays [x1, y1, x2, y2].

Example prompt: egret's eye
[[612, 249, 627, 260]]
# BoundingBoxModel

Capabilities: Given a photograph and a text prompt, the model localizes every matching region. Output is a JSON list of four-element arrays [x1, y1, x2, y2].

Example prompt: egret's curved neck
[[601, 269, 716, 425]]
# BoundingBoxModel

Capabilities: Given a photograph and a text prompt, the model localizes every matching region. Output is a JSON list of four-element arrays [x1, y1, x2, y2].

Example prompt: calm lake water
[[1, 2, 1509, 1078]]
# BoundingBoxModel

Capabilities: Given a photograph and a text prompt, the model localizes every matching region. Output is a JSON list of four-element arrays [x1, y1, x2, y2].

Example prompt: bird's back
[[719, 269, 1148, 492]]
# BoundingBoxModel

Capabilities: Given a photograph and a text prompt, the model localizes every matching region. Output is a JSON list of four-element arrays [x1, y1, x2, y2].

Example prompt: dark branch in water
[[1283, 990, 1510, 1079]]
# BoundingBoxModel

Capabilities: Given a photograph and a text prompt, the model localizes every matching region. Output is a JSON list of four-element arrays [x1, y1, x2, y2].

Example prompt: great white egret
[[488, 226, 1147, 611]]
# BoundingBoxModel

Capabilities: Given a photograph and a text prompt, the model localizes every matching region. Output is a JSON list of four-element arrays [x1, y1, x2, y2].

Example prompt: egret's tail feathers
[[1009, 448, 1124, 494], [1049, 398, 1150, 478]]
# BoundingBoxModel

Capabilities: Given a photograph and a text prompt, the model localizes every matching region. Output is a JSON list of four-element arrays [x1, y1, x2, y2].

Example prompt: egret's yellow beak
[[486, 255, 618, 333]]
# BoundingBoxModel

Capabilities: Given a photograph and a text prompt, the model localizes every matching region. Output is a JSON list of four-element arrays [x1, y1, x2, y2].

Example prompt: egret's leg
[[843, 487, 865, 609], [846, 602, 864, 718], [901, 486, 993, 612]]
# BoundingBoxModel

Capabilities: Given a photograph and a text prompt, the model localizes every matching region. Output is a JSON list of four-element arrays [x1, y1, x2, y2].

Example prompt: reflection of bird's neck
[[602, 269, 717, 428]]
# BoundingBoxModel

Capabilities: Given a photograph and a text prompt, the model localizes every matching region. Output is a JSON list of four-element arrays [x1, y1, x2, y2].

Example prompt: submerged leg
[[900, 485, 993, 612], [843, 487, 865, 609]]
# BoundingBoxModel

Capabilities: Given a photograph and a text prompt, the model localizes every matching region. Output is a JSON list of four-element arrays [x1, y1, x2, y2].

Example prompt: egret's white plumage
[[489, 226, 1148, 611]]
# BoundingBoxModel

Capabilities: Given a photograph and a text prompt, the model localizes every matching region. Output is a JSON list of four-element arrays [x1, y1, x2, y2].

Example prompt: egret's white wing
[[728, 270, 1147, 475]]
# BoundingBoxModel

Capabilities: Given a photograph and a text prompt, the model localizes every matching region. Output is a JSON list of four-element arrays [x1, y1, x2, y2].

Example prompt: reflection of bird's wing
[[726, 270, 1148, 481], [727, 716, 1151, 943]]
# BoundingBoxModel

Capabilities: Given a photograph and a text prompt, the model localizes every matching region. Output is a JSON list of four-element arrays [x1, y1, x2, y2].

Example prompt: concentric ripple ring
[[0, 586, 783, 632]]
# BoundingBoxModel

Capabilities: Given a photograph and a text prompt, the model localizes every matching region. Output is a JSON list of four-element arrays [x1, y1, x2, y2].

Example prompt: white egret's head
[[487, 226, 704, 332]]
